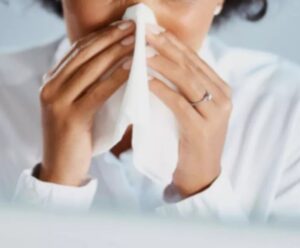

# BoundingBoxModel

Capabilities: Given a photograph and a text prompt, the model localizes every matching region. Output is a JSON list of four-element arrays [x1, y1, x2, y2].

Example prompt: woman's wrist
[[165, 169, 221, 202]]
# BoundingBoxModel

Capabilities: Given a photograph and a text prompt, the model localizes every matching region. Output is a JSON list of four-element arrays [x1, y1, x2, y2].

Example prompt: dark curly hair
[[39, 0, 268, 25]]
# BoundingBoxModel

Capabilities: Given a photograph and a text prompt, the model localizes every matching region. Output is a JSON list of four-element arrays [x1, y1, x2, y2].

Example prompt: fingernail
[[110, 19, 130, 26], [110, 20, 123, 26], [117, 20, 134, 30], [121, 35, 135, 46], [146, 46, 158, 58], [122, 58, 133, 70], [146, 23, 165, 35]]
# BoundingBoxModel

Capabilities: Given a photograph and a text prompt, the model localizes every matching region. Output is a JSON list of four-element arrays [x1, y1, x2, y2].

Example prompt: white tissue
[[92, 3, 180, 186]]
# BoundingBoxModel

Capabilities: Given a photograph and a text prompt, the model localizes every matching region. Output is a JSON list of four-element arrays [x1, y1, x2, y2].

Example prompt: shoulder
[[208, 36, 300, 99], [0, 37, 64, 87], [209, 37, 300, 161]]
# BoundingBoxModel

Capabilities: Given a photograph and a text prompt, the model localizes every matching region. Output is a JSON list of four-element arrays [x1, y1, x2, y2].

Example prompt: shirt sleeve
[[155, 169, 248, 223], [12, 167, 98, 212], [156, 99, 300, 224]]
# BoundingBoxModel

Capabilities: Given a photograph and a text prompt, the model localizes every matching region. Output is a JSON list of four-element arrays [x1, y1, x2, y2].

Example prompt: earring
[[214, 4, 223, 16]]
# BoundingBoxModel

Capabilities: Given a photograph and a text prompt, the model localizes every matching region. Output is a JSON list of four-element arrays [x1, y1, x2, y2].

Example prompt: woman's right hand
[[38, 20, 135, 186]]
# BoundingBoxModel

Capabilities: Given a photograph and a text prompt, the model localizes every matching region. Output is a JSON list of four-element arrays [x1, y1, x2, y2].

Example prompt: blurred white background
[[0, 0, 299, 64]]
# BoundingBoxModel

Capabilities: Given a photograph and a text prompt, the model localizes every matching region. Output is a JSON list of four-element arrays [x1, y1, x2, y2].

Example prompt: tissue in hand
[[92, 3, 180, 185]]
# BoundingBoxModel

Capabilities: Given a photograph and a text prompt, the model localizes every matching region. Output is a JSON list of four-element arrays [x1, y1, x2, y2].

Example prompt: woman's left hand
[[146, 24, 233, 199]]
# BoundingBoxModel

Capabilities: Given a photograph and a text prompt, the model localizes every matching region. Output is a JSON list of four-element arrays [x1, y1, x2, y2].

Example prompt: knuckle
[[40, 86, 67, 115], [157, 34, 168, 46], [39, 84, 52, 104]]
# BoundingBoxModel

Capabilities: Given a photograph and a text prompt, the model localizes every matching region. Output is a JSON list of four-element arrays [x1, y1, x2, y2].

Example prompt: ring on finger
[[190, 90, 213, 107]]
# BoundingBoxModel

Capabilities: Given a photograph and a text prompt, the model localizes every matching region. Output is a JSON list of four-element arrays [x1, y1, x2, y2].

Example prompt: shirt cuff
[[155, 169, 248, 223], [13, 168, 98, 212]]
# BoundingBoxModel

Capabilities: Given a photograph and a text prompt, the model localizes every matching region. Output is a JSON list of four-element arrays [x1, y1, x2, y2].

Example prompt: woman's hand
[[39, 20, 135, 186], [146, 24, 233, 199]]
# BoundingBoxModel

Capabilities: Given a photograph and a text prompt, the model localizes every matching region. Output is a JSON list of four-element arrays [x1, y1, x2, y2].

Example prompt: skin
[[39, 0, 233, 200]]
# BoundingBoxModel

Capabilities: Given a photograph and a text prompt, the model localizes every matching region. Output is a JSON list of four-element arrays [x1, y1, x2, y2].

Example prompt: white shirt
[[1, 34, 300, 223]]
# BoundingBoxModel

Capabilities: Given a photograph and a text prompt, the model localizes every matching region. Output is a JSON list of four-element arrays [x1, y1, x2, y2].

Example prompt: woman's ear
[[214, 3, 224, 16]]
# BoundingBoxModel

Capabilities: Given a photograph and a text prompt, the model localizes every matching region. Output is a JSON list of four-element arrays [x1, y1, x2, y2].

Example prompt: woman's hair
[[38, 0, 268, 25]]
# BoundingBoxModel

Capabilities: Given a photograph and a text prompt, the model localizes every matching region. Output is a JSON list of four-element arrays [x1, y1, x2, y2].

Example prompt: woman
[[1, 0, 300, 222]]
